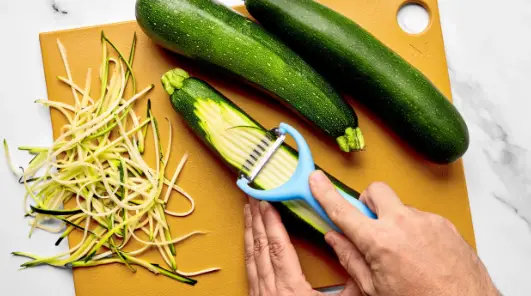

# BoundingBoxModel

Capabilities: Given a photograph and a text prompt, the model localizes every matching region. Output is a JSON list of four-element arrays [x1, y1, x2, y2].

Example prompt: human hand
[[309, 170, 500, 296], [244, 197, 362, 296]]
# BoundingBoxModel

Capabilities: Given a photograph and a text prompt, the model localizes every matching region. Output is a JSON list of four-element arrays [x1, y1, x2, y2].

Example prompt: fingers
[[244, 204, 259, 295], [338, 279, 363, 296], [325, 231, 375, 295], [249, 197, 276, 295], [309, 171, 372, 250], [245, 199, 312, 296], [259, 201, 304, 286], [359, 182, 404, 216]]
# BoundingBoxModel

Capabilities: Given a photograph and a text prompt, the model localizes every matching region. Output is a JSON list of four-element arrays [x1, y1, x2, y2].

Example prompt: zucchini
[[136, 0, 365, 152], [30, 205, 83, 216], [162, 68, 363, 244], [245, 0, 469, 164]]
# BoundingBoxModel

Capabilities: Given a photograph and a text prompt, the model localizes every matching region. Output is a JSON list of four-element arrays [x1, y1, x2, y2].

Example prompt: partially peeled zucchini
[[162, 68, 363, 243]]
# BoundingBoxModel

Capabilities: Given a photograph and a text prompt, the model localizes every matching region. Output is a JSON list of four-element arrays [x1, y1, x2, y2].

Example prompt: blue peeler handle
[[237, 123, 377, 233]]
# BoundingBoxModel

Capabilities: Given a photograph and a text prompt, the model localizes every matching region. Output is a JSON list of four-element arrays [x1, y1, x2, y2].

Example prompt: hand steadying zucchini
[[245, 0, 469, 164], [136, 0, 365, 152], [162, 68, 363, 244]]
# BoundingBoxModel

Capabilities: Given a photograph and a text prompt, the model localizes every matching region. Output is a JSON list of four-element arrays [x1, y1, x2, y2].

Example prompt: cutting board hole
[[397, 2, 430, 34]]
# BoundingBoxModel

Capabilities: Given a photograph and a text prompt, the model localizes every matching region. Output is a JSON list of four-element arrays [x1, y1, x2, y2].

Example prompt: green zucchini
[[245, 0, 469, 164], [162, 68, 362, 244], [30, 205, 83, 216], [136, 0, 364, 152]]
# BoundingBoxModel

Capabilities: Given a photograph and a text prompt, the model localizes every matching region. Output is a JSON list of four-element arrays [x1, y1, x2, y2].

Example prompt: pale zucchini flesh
[[163, 68, 364, 240]]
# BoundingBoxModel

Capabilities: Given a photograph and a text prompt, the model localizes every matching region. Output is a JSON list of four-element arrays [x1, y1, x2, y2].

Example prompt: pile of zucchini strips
[[4, 32, 219, 286]]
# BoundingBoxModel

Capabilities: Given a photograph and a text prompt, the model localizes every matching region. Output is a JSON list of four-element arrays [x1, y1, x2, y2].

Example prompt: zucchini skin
[[135, 0, 364, 152], [245, 0, 470, 164], [164, 70, 360, 245]]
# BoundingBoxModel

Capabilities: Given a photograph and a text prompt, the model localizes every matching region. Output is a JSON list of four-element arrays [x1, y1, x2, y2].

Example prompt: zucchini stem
[[337, 127, 365, 152]]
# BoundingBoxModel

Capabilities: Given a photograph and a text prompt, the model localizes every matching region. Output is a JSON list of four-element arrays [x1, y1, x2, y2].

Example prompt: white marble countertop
[[0, 0, 529, 295]]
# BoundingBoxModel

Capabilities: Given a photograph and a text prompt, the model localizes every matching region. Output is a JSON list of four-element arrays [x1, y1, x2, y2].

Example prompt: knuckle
[[268, 239, 286, 259], [253, 236, 269, 256], [360, 278, 376, 295], [330, 203, 346, 220], [244, 221, 253, 230], [367, 181, 388, 194], [392, 210, 408, 227], [369, 181, 387, 189], [374, 239, 391, 254], [337, 249, 354, 267], [345, 254, 363, 272], [251, 211, 262, 221], [244, 248, 255, 264]]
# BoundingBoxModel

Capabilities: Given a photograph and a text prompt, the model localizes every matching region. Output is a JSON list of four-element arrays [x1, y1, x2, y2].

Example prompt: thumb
[[309, 171, 372, 252]]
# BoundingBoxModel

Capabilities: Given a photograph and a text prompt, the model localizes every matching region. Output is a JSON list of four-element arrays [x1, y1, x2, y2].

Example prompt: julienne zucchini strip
[[4, 32, 219, 285]]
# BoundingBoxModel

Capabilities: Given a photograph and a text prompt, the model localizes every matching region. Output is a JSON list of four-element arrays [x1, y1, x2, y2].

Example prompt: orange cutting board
[[39, 0, 475, 295]]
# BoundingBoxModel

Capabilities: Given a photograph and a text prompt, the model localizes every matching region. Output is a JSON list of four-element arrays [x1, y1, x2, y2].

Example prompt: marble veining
[[51, 2, 68, 15], [438, 1, 531, 292], [451, 71, 531, 228]]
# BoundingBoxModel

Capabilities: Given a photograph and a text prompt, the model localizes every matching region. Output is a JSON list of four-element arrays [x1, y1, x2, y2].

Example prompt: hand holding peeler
[[237, 122, 377, 233]]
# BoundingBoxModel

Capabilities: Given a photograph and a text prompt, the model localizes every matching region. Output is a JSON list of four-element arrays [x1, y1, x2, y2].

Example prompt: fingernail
[[310, 170, 327, 185], [259, 201, 269, 214], [324, 232, 336, 246]]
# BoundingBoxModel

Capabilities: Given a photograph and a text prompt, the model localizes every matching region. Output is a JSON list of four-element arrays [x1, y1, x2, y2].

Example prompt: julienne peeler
[[236, 122, 377, 233]]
